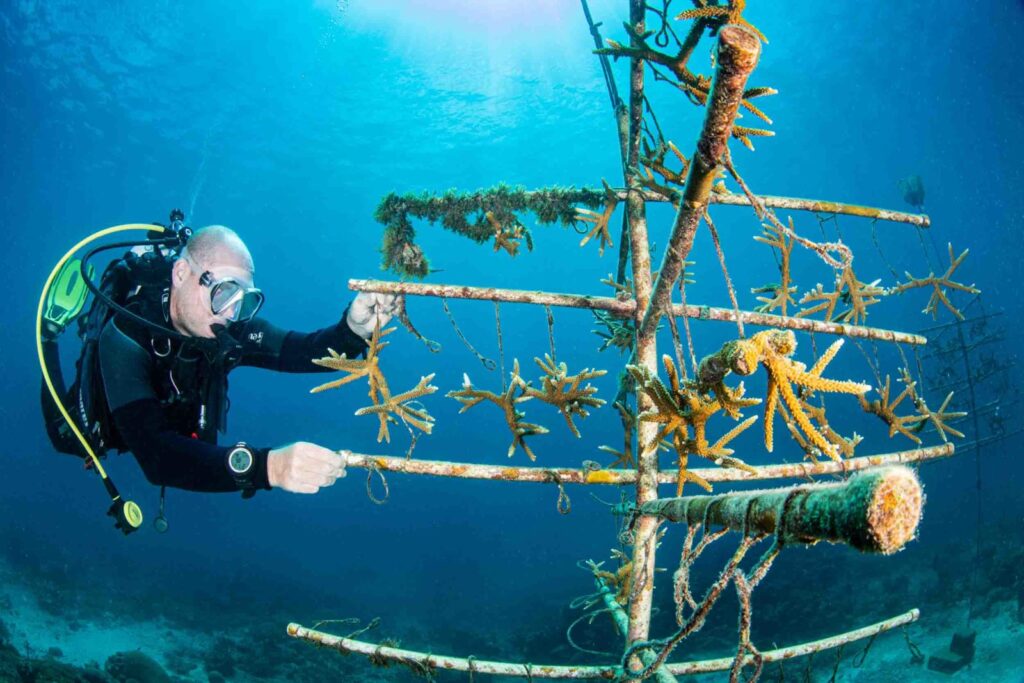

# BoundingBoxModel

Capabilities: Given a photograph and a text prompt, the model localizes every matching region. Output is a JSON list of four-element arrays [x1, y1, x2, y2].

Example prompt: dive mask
[[186, 254, 264, 322], [202, 272, 264, 322]]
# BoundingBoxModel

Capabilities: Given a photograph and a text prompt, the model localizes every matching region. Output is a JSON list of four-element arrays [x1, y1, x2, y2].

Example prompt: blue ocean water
[[1, 1, 1022, 681]]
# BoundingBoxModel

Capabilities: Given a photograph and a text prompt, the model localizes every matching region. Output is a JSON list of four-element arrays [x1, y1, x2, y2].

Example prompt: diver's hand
[[267, 442, 348, 494], [346, 291, 401, 339]]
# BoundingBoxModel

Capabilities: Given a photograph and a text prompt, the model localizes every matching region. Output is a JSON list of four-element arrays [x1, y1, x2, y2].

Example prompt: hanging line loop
[[396, 296, 442, 353], [365, 459, 390, 505], [545, 471, 572, 515], [851, 632, 878, 668], [544, 303, 556, 361], [441, 296, 496, 370], [494, 301, 507, 391]]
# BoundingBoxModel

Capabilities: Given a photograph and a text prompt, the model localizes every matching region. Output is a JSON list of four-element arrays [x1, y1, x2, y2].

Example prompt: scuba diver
[[898, 174, 926, 212], [39, 212, 398, 532]]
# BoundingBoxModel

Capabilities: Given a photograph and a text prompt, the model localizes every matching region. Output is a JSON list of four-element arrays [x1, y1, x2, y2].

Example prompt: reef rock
[[105, 650, 172, 683], [18, 655, 112, 683]]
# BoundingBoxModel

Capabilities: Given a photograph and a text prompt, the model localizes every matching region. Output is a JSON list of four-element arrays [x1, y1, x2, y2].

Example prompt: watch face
[[229, 447, 253, 474]]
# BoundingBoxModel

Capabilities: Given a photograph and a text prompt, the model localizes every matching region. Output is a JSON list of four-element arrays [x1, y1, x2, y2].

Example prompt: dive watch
[[227, 442, 256, 495]]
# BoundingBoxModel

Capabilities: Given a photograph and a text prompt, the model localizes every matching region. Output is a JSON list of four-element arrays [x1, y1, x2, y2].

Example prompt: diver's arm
[[98, 320, 272, 493], [111, 399, 272, 493], [237, 306, 368, 373]]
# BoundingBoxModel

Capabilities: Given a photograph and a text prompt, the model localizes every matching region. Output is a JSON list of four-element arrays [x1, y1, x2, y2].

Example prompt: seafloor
[[1, 512, 1021, 682]]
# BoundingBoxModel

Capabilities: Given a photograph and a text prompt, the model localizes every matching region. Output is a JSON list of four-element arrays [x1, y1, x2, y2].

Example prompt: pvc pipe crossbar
[[349, 279, 928, 346], [341, 443, 953, 486], [607, 189, 930, 227], [287, 608, 919, 679]]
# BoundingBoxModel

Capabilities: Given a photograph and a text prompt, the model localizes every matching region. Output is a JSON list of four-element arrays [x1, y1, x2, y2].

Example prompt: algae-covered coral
[[375, 184, 606, 278]]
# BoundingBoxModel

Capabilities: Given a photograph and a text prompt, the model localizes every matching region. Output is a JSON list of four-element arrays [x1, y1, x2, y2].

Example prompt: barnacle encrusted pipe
[[341, 443, 952, 485], [287, 608, 918, 678], [640, 466, 923, 555], [611, 189, 931, 227], [349, 279, 928, 345], [641, 25, 761, 339]]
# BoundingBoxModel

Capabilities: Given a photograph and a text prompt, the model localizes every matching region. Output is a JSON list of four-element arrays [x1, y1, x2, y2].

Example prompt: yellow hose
[[36, 224, 170, 481]]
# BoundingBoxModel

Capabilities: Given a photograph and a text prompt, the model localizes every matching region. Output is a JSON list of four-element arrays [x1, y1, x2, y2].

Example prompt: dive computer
[[227, 442, 256, 495]]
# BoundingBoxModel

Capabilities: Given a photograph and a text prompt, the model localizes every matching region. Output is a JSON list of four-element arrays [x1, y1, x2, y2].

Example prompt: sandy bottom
[[2, 553, 1023, 682]]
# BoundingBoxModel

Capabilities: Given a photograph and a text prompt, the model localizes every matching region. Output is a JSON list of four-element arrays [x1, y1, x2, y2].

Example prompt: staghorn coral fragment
[[575, 180, 619, 257], [757, 334, 869, 459], [600, 27, 711, 106], [743, 86, 778, 99], [752, 218, 797, 315], [599, 272, 635, 299], [640, 139, 690, 194], [311, 320, 437, 445], [752, 282, 796, 314], [628, 356, 760, 495], [592, 309, 635, 355], [354, 374, 438, 444], [676, 6, 731, 20], [732, 125, 775, 151], [797, 399, 862, 460], [789, 341, 863, 459], [446, 360, 549, 461], [775, 393, 862, 463], [740, 98, 773, 126], [858, 373, 927, 443], [517, 354, 607, 438], [888, 243, 979, 320], [797, 266, 886, 324], [636, 164, 681, 207], [310, 321, 394, 405], [702, 330, 869, 459], [485, 211, 530, 257], [675, 0, 769, 45], [913, 390, 967, 442]]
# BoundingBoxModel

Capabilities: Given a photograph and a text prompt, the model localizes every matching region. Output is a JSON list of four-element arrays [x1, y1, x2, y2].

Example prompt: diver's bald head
[[170, 224, 257, 338], [181, 225, 254, 274]]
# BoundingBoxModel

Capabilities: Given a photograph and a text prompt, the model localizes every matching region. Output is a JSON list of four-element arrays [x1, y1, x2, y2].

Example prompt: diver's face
[[170, 254, 255, 338]]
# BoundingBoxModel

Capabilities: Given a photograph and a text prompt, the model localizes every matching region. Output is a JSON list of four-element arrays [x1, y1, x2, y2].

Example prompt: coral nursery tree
[[289, 2, 975, 680]]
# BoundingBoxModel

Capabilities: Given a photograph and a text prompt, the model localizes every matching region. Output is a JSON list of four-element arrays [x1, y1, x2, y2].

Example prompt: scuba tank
[[37, 210, 192, 534]]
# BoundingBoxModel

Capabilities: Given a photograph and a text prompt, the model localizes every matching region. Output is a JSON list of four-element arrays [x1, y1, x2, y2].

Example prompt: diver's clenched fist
[[347, 291, 401, 339], [267, 442, 348, 494]]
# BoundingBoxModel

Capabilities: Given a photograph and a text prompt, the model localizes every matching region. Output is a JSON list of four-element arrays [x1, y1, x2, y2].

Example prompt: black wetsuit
[[98, 302, 367, 494]]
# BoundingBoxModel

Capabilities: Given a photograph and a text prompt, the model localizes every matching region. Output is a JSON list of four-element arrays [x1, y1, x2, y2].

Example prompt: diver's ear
[[171, 258, 190, 286]]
